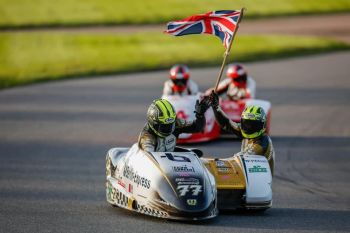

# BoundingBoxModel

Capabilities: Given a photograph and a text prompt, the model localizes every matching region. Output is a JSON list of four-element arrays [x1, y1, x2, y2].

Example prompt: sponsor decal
[[245, 159, 268, 163], [123, 165, 151, 189], [177, 184, 202, 197], [178, 173, 191, 177], [218, 167, 229, 172], [175, 177, 199, 185], [215, 160, 225, 167], [165, 117, 174, 123], [107, 181, 120, 201], [245, 113, 255, 119], [248, 165, 267, 173], [107, 182, 113, 196], [166, 137, 175, 145], [128, 184, 133, 194], [215, 160, 231, 173], [187, 199, 197, 206], [172, 165, 195, 173], [117, 179, 125, 188]]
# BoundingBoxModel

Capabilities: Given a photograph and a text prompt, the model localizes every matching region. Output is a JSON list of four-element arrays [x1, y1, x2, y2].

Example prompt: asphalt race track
[[0, 52, 349, 233]]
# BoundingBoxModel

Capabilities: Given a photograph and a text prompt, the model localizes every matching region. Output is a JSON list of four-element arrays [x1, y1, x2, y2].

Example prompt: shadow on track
[[107, 205, 350, 232], [212, 208, 350, 232]]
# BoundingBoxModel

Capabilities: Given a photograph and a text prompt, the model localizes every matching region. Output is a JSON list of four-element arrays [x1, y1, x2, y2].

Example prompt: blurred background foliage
[[0, 0, 349, 88], [0, 0, 350, 27]]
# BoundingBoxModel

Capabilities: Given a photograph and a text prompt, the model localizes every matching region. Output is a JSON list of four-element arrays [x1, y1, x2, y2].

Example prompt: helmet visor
[[154, 122, 175, 136], [233, 75, 247, 83], [172, 79, 187, 87], [241, 119, 264, 135]]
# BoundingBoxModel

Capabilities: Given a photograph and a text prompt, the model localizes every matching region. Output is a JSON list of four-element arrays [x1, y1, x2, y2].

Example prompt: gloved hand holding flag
[[164, 9, 245, 91]]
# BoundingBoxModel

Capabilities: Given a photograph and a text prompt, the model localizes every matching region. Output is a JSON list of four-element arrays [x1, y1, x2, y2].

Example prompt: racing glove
[[194, 96, 210, 118], [209, 91, 219, 110]]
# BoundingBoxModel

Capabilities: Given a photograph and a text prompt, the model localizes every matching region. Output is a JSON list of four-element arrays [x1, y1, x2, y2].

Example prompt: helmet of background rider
[[240, 105, 266, 139], [169, 64, 190, 93], [226, 64, 247, 88], [147, 99, 176, 137]]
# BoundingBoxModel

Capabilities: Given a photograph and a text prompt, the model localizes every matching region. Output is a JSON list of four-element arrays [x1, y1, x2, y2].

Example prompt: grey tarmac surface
[[0, 52, 350, 233]]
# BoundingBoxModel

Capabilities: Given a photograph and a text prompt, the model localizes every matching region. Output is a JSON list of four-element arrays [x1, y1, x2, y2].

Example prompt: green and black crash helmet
[[147, 99, 176, 137], [240, 105, 266, 139]]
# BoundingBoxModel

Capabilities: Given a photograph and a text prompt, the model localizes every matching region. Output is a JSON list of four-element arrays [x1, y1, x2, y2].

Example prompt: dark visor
[[241, 119, 264, 135], [154, 122, 175, 136], [234, 75, 247, 83], [172, 79, 187, 86]]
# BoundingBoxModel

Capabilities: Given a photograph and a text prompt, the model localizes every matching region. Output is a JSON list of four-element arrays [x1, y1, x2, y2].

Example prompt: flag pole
[[214, 8, 245, 92]]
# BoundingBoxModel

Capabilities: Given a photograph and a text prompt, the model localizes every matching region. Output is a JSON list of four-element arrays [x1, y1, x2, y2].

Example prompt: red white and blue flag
[[165, 10, 241, 49]]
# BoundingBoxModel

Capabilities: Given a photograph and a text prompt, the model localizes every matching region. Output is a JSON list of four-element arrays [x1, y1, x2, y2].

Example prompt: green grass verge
[[0, 32, 349, 89], [1, 0, 350, 28]]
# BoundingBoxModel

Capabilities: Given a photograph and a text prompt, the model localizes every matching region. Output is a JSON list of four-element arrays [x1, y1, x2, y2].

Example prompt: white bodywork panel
[[242, 155, 272, 204]]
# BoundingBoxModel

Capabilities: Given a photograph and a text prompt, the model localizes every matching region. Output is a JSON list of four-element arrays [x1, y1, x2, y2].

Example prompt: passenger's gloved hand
[[209, 91, 219, 110], [194, 96, 210, 117]]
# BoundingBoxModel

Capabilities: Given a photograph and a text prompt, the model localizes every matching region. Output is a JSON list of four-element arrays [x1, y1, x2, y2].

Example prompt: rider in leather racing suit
[[209, 91, 275, 175], [163, 64, 199, 96], [206, 64, 256, 100], [138, 98, 210, 153]]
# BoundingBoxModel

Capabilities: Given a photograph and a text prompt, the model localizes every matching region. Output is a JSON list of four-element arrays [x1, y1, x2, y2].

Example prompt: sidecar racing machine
[[106, 145, 272, 220]]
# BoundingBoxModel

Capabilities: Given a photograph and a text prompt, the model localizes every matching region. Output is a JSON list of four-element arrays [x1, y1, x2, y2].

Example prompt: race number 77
[[177, 184, 202, 196]]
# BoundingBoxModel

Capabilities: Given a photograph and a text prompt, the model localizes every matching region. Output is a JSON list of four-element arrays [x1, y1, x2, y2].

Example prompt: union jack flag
[[165, 10, 241, 49]]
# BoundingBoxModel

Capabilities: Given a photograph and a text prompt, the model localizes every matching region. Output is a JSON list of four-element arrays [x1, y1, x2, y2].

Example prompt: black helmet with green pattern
[[241, 105, 266, 139], [147, 99, 177, 137]]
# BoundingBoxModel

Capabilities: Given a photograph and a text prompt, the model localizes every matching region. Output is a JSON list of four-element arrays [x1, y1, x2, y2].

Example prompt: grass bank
[[1, 0, 350, 28], [0, 32, 349, 89]]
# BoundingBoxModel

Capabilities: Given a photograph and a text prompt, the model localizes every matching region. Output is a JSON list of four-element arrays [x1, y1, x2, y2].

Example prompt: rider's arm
[[174, 96, 210, 135], [163, 80, 173, 95], [212, 106, 243, 138], [138, 127, 157, 152], [209, 91, 242, 137], [173, 115, 206, 135], [215, 79, 231, 96]]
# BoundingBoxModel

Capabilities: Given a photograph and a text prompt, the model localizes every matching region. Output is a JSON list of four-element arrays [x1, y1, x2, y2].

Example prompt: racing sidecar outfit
[[138, 116, 205, 153], [213, 107, 275, 175], [163, 79, 199, 96], [215, 77, 256, 100]]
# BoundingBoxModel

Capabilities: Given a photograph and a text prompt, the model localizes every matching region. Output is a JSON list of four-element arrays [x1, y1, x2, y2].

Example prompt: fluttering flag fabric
[[165, 10, 241, 49]]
